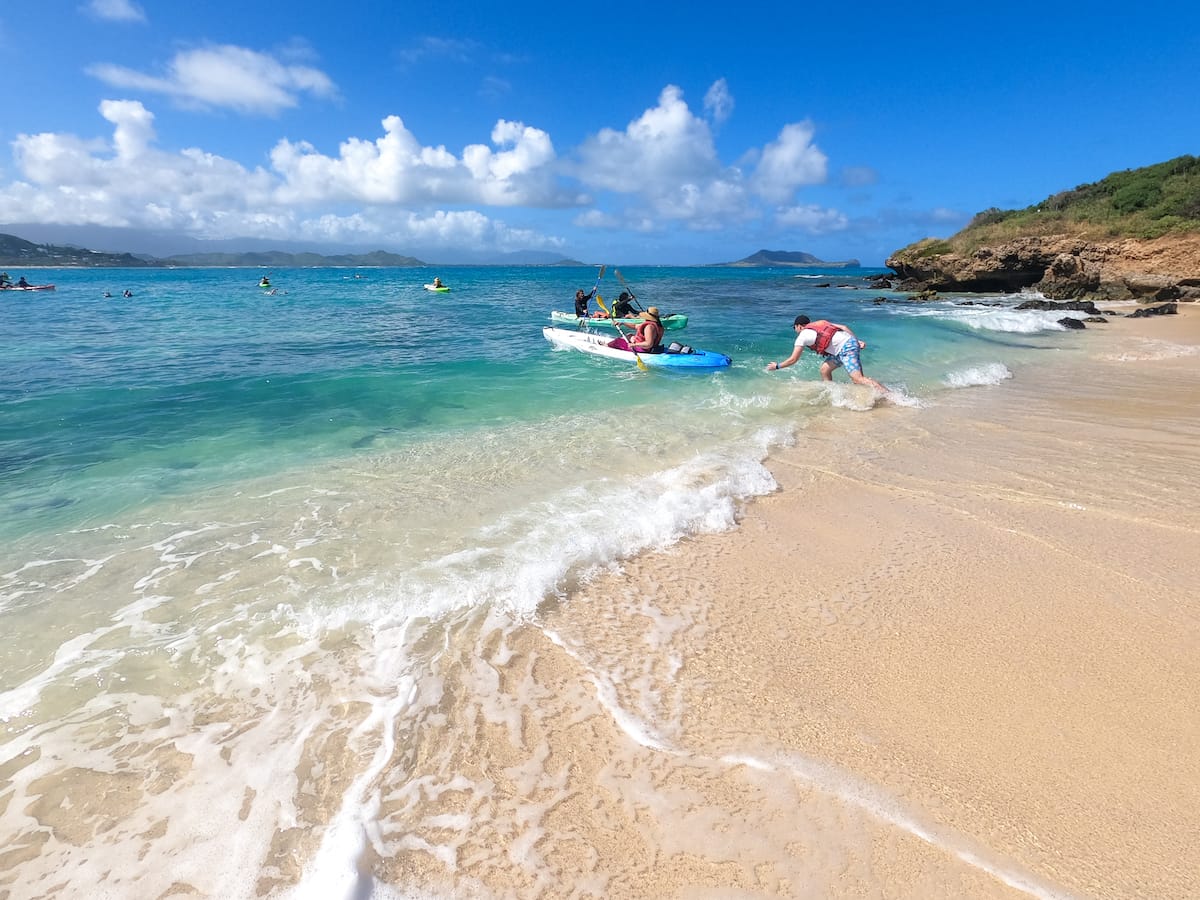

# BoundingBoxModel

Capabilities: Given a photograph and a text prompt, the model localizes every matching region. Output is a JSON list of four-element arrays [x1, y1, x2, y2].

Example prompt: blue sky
[[2, 1, 1197, 265]]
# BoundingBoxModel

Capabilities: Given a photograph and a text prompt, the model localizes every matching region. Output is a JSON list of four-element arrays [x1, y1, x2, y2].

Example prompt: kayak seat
[[666, 342, 695, 354]]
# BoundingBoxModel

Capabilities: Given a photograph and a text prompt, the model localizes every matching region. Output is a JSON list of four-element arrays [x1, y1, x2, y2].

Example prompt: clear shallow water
[[0, 265, 1103, 897]]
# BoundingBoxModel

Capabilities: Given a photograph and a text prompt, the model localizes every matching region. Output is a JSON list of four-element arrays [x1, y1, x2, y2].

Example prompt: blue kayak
[[542, 327, 731, 370]]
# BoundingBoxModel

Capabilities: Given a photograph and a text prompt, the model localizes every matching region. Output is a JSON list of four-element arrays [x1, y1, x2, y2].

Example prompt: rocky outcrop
[[885, 234, 1200, 302]]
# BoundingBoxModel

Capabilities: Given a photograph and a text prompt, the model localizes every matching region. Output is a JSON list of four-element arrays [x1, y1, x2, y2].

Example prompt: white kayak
[[424, 284, 450, 292], [542, 327, 731, 370]]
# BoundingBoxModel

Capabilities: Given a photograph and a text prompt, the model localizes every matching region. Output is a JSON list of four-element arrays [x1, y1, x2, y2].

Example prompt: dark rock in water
[[1016, 298, 1102, 314], [1126, 302, 1178, 317], [1058, 317, 1086, 329]]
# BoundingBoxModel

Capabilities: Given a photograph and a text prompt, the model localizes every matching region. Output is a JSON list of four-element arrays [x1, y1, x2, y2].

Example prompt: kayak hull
[[424, 284, 450, 292], [550, 310, 687, 330], [1, 284, 56, 291], [542, 327, 731, 370]]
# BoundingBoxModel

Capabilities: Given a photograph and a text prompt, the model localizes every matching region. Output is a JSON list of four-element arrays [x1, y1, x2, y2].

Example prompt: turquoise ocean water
[[0, 265, 1101, 896]]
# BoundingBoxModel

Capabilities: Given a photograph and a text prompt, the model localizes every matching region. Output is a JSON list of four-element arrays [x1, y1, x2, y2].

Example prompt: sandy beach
[[383, 306, 1200, 899]]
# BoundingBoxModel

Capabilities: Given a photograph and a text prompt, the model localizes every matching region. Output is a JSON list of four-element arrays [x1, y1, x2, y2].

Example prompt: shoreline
[[628, 306, 1200, 896], [389, 307, 1200, 897]]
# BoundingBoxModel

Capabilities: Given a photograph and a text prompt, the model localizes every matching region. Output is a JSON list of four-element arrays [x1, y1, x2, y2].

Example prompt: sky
[[2, 1, 1198, 265]]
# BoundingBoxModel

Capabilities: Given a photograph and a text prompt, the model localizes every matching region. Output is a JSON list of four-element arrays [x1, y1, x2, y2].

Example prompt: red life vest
[[805, 320, 844, 355], [634, 319, 663, 349]]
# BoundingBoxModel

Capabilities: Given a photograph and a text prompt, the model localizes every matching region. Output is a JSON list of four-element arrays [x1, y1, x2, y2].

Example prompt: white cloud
[[10, 100, 277, 231], [775, 204, 848, 233], [4, 100, 567, 252], [703, 78, 734, 125], [575, 85, 755, 228], [1, 81, 851, 252], [85, 0, 145, 22], [750, 122, 827, 203], [271, 115, 571, 207], [576, 85, 721, 194], [86, 45, 337, 115]]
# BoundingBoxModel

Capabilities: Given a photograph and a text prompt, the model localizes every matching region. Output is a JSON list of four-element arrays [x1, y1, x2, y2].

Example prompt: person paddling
[[610, 307, 664, 353], [573, 287, 596, 317], [767, 314, 887, 392]]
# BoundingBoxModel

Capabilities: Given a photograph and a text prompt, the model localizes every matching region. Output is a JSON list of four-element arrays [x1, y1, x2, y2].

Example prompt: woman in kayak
[[610, 307, 664, 353]]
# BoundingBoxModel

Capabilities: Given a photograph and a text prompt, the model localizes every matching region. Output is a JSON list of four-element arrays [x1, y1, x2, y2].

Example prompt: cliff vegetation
[[886, 156, 1200, 301]]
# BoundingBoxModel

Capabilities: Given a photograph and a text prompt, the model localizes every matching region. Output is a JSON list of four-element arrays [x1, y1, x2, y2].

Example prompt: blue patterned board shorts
[[823, 339, 863, 374]]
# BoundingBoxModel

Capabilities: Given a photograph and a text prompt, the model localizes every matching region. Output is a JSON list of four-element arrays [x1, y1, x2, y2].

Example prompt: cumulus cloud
[[86, 45, 337, 115], [577, 85, 719, 193], [1, 80, 850, 251], [750, 122, 827, 203], [85, 0, 146, 22], [575, 85, 754, 227], [703, 78, 734, 125], [11, 100, 277, 231], [4, 99, 571, 251], [271, 115, 573, 207]]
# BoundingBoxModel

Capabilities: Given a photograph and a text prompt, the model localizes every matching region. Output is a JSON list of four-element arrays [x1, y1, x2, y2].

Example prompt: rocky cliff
[[885, 234, 1200, 302]]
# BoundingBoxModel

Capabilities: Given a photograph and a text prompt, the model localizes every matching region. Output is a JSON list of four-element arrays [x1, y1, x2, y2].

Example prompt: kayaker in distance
[[0, 272, 11, 287], [609, 307, 664, 353], [767, 314, 887, 392], [573, 287, 596, 317], [259, 276, 271, 287], [432, 276, 445, 289], [17, 276, 30, 288]]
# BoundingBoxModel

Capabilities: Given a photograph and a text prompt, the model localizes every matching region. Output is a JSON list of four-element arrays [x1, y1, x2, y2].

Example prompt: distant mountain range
[[717, 250, 861, 267], [0, 229, 586, 268], [1, 228, 853, 270]]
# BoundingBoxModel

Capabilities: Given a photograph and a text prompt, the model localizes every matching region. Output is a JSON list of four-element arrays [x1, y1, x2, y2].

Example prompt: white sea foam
[[943, 362, 1014, 388], [1100, 338, 1200, 361], [891, 299, 1092, 334]]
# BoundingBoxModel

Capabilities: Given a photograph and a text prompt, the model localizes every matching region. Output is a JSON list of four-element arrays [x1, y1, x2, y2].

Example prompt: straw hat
[[640, 306, 661, 322]]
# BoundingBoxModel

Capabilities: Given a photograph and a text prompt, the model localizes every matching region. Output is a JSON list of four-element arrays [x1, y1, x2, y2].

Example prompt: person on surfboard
[[767, 314, 887, 392]]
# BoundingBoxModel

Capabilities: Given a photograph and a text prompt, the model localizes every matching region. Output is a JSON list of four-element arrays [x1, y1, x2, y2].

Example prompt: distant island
[[885, 155, 1200, 302], [715, 250, 861, 268]]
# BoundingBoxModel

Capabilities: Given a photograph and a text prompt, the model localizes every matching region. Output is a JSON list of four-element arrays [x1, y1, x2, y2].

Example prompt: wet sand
[[384, 307, 1200, 898]]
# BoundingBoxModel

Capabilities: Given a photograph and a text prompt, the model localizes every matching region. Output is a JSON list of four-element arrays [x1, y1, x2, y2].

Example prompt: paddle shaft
[[596, 295, 647, 371], [586, 264, 606, 315], [614, 268, 645, 312]]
